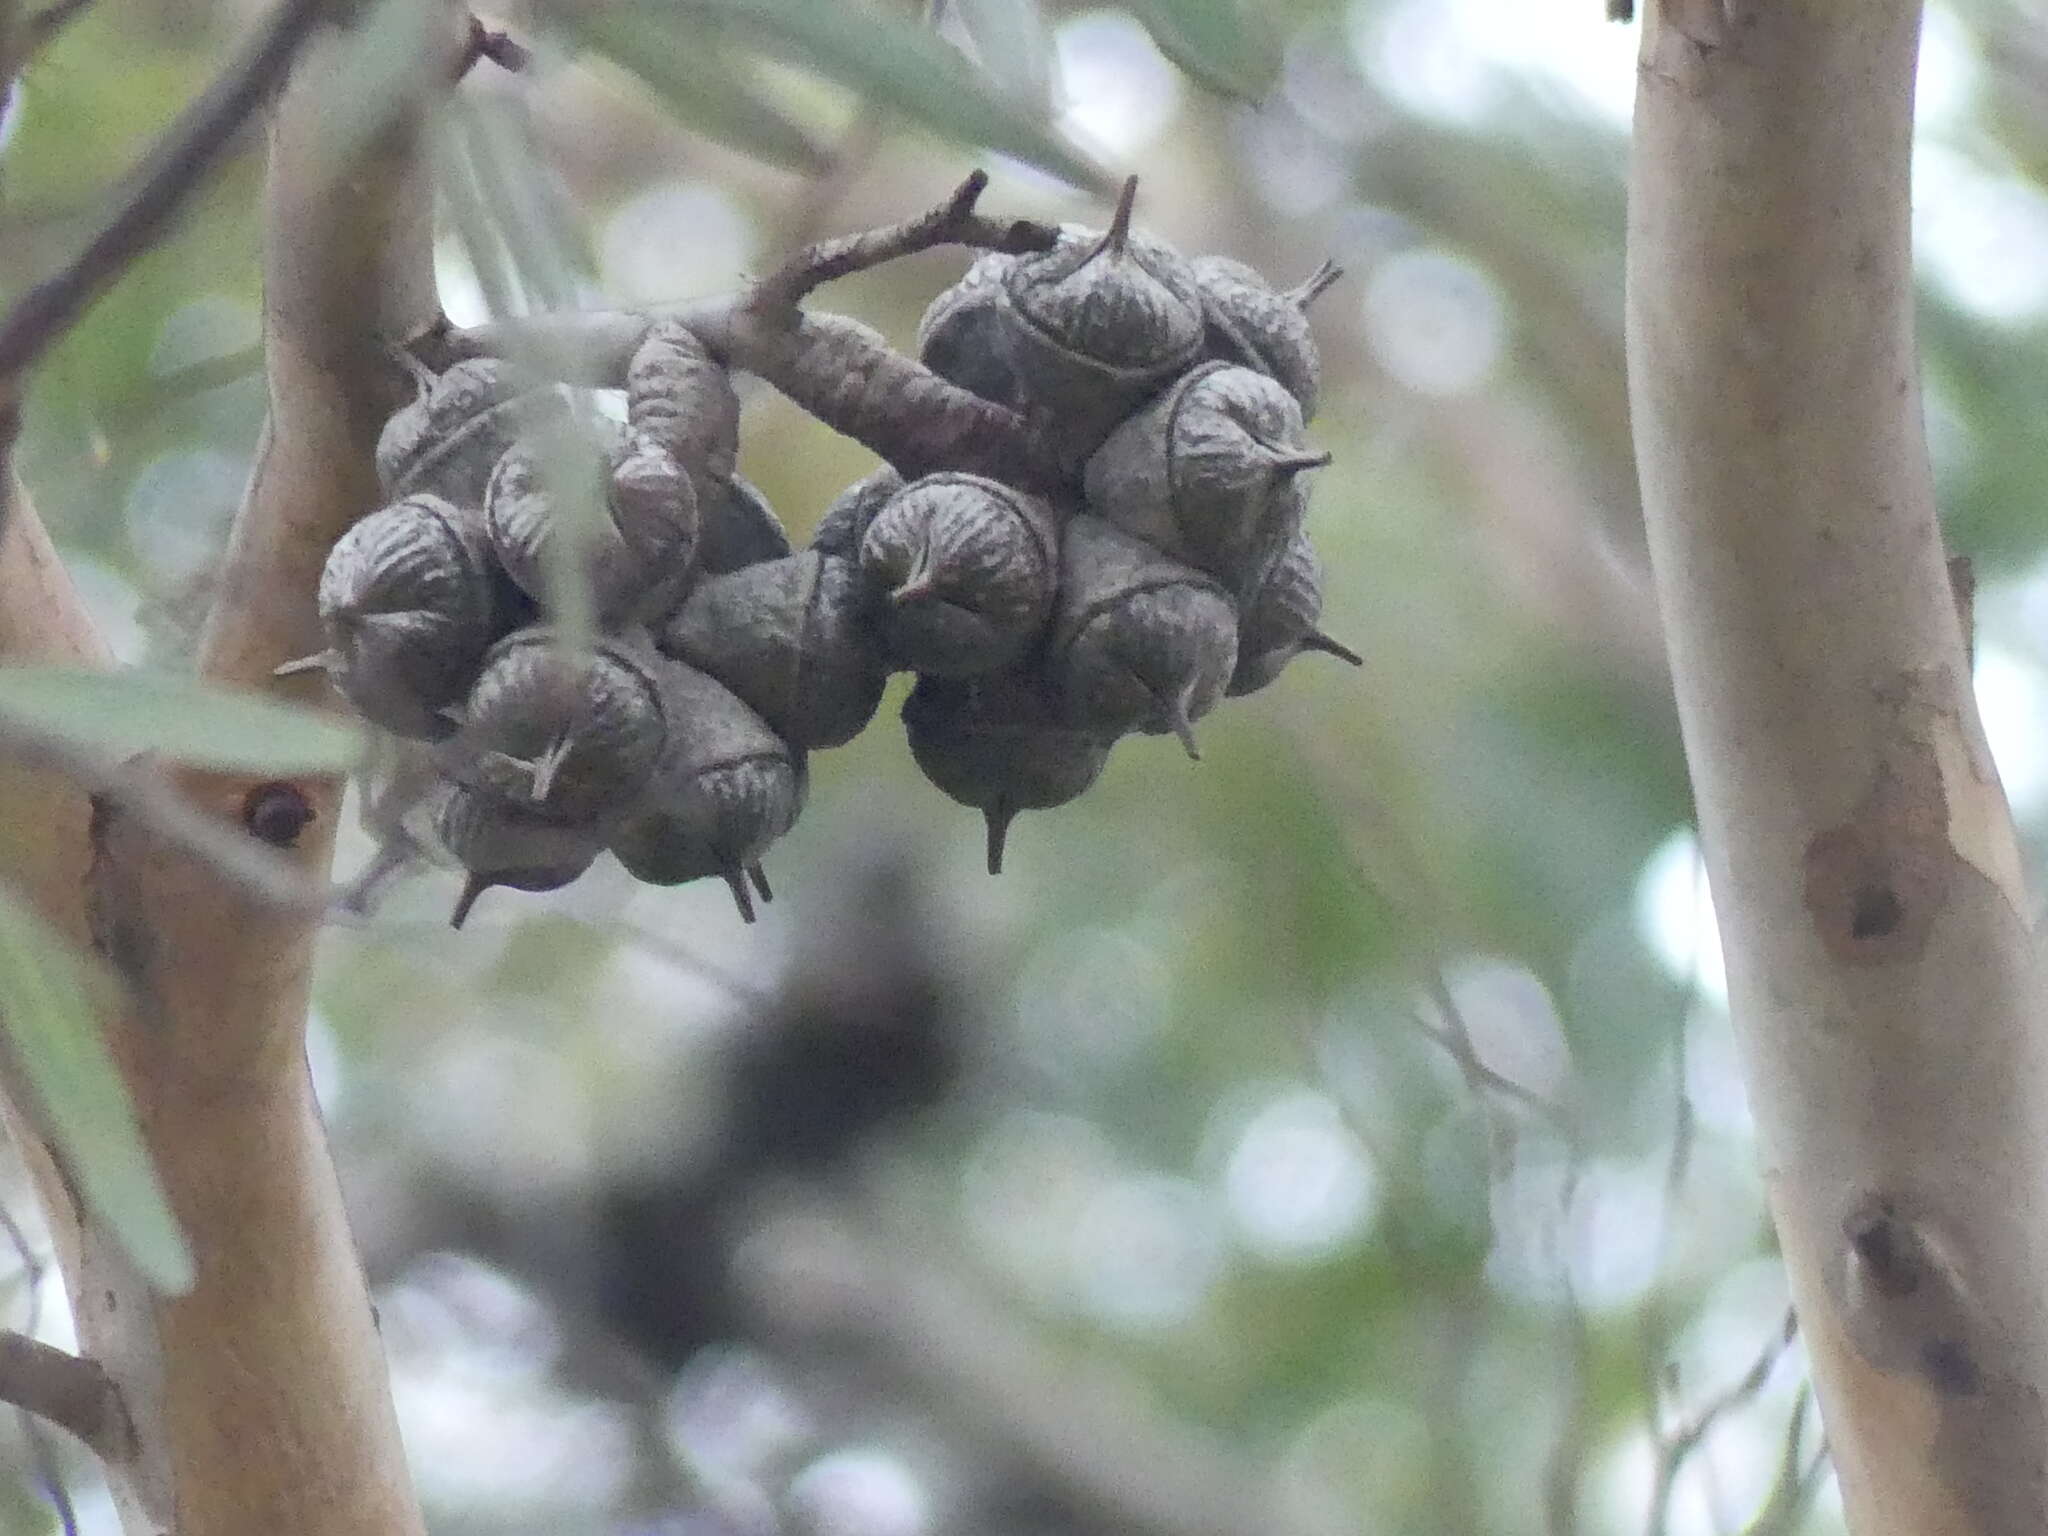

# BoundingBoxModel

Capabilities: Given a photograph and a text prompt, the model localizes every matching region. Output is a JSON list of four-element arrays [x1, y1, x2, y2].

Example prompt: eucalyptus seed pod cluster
[[872, 176, 1361, 868], [308, 179, 1361, 916]]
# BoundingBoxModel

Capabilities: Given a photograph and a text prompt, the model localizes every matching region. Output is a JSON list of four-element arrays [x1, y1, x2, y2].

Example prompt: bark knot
[[1801, 708, 1963, 967]]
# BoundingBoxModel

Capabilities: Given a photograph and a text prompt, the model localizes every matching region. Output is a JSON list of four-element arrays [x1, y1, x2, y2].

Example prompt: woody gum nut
[[902, 671, 1112, 875], [810, 465, 905, 559], [608, 658, 804, 919], [455, 630, 667, 823], [308, 494, 509, 740], [626, 318, 741, 494], [1050, 516, 1237, 757], [433, 780, 605, 928], [918, 252, 1024, 408], [699, 474, 793, 574], [1229, 529, 1362, 696], [859, 472, 1060, 677], [1192, 254, 1339, 421], [484, 425, 697, 624], [659, 551, 888, 750], [999, 177, 1205, 441], [1083, 360, 1327, 597], [377, 357, 577, 507]]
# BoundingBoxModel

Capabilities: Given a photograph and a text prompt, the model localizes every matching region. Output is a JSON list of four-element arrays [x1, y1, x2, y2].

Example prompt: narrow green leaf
[[0, 885, 193, 1293], [662, 0, 1110, 191], [0, 667, 364, 774], [952, 0, 1052, 110], [1125, 0, 1281, 102], [560, 9, 833, 175]]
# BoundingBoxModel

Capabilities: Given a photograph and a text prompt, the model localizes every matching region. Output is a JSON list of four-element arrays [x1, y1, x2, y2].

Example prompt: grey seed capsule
[[433, 780, 605, 928], [376, 357, 575, 507], [810, 465, 904, 559], [999, 177, 1205, 444], [452, 629, 667, 823], [660, 552, 886, 749], [917, 252, 1023, 407], [1084, 360, 1329, 598], [1192, 255, 1340, 421], [858, 472, 1060, 676], [626, 319, 741, 500], [1228, 529, 1363, 696], [1049, 517, 1237, 758], [699, 474, 793, 574], [607, 658, 802, 922], [902, 670, 1111, 876], [484, 422, 698, 623], [305, 494, 508, 740]]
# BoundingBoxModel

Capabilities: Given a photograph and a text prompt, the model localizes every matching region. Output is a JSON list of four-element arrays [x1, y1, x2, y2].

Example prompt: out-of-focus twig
[[0, 0, 332, 389], [1645, 1308, 1800, 1536]]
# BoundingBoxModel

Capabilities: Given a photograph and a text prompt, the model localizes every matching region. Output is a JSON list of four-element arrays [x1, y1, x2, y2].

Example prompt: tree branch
[[0, 0, 333, 388], [430, 171, 1077, 490], [0, 1329, 131, 1463], [1627, 2, 2048, 1530]]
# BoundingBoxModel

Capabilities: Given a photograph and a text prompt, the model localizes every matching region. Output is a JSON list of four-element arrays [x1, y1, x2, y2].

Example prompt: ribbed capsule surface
[[607, 658, 803, 919], [376, 358, 575, 507], [918, 252, 1023, 408], [317, 494, 507, 739], [811, 466, 905, 560], [1048, 516, 1237, 757], [660, 552, 887, 749], [432, 778, 606, 927], [699, 474, 792, 574], [902, 670, 1112, 875], [858, 472, 1061, 676], [1083, 360, 1325, 598], [484, 423, 697, 623], [455, 630, 667, 823], [1228, 528, 1362, 696], [999, 183, 1204, 445], [626, 319, 741, 497], [1191, 255, 1336, 421]]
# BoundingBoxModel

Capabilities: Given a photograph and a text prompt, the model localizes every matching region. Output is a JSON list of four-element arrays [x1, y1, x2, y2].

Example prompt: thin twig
[[0, 0, 331, 386], [0, 1329, 130, 1461], [746, 169, 1053, 317], [1646, 1308, 1800, 1536]]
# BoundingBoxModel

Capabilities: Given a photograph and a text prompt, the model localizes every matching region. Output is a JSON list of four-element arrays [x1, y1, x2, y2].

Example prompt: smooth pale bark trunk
[[1627, 2, 2048, 1530], [0, 13, 451, 1533]]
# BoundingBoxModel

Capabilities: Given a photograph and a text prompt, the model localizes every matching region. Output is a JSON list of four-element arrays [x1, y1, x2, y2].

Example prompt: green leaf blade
[[561, 10, 834, 175], [0, 886, 193, 1294], [1125, 0, 1280, 102], [0, 667, 365, 775], [671, 0, 1110, 191]]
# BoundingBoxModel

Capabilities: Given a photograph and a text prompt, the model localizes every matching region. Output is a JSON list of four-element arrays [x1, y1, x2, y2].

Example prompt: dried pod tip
[[1156, 682, 1201, 760], [450, 872, 492, 929], [889, 544, 940, 607], [985, 794, 1015, 876], [274, 650, 340, 678], [1265, 445, 1333, 477], [724, 868, 757, 924], [1303, 629, 1364, 666], [1289, 259, 1344, 312], [748, 862, 774, 904], [1090, 175, 1141, 264]]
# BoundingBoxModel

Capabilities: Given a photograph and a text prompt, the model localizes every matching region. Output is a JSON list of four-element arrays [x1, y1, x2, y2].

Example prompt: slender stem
[[0, 0, 332, 386], [0, 1331, 131, 1463]]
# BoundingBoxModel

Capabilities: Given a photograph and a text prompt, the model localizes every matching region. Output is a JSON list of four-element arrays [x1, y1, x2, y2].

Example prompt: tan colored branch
[[0, 1328, 132, 1462], [1626, 2, 2048, 1531], [0, 8, 457, 1534]]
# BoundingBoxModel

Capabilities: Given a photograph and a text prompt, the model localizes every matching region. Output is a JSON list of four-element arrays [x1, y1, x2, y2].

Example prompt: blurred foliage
[[5, 1, 2048, 1534]]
